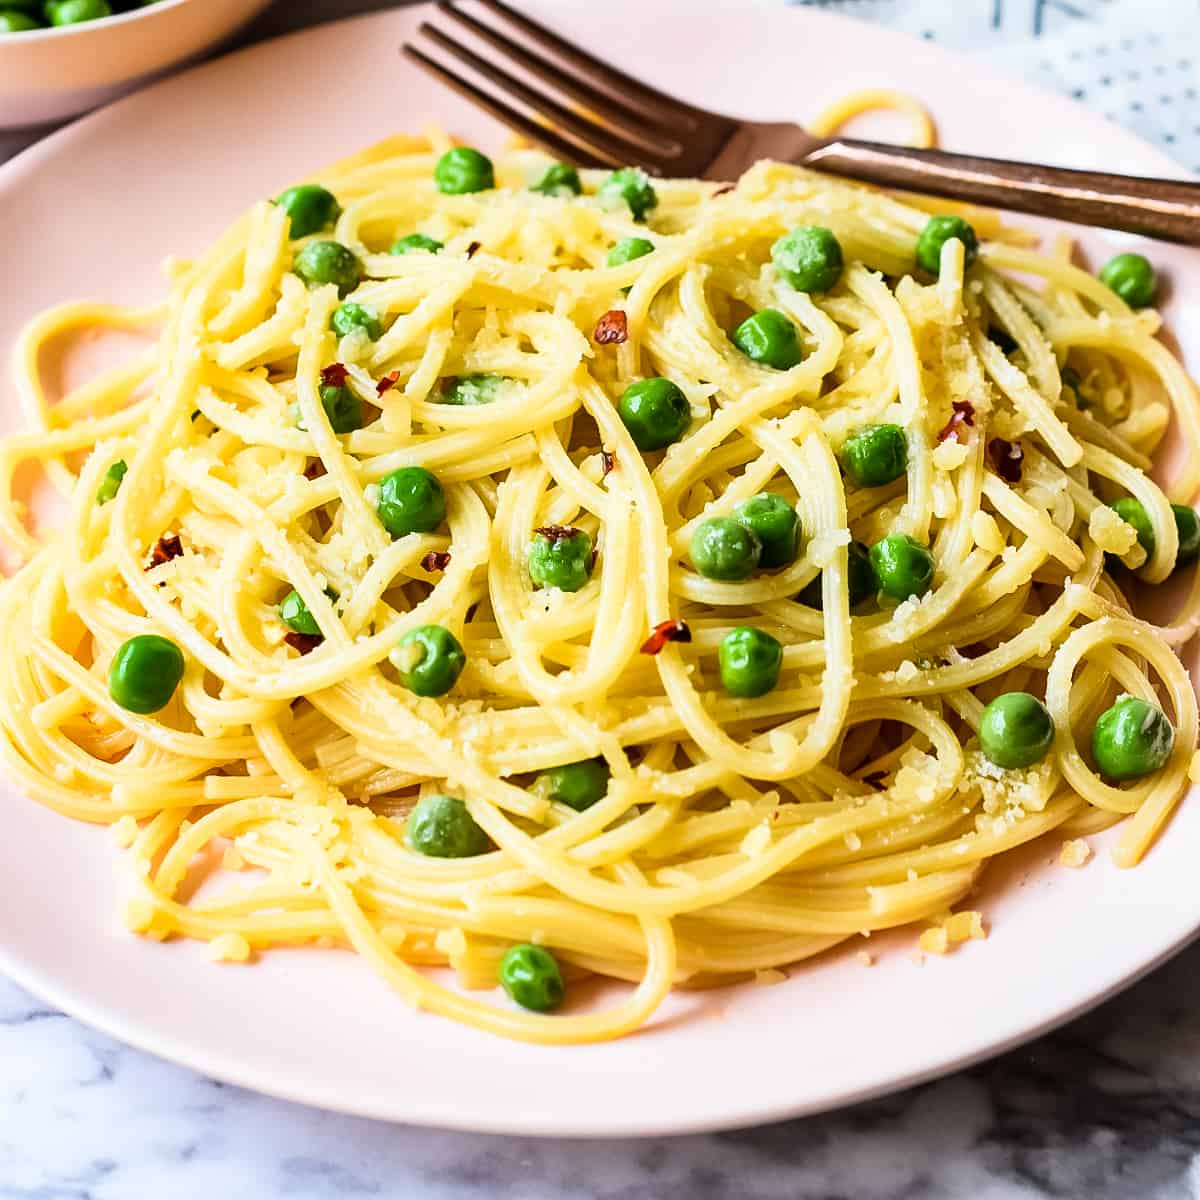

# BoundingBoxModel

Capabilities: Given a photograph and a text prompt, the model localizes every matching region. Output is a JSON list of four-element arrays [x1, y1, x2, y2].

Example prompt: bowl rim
[[0, 0, 227, 43]]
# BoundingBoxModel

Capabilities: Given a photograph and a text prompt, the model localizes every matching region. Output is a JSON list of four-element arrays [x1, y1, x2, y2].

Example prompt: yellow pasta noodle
[[0, 130, 1196, 1043]]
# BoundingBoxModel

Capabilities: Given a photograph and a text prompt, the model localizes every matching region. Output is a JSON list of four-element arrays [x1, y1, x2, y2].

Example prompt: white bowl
[[0, 0, 273, 129]]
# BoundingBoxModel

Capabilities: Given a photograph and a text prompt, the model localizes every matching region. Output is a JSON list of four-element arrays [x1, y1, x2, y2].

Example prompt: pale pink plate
[[1, 2, 1199, 1138]]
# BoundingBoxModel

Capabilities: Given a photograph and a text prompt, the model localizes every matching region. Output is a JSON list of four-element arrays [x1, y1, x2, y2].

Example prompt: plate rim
[[1, 0, 1198, 1138]]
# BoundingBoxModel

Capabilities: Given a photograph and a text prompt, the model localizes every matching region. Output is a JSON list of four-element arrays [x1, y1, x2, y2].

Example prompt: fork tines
[[403, 0, 736, 175]]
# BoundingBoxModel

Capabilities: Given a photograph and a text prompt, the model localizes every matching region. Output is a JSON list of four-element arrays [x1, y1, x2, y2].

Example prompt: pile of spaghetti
[[1, 129, 1198, 1043]]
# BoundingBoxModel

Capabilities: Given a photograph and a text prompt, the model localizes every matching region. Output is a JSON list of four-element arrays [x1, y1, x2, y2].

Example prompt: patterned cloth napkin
[[789, 0, 1200, 171]]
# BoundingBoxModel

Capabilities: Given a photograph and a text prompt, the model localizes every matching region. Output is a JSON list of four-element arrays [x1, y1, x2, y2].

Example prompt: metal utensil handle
[[804, 138, 1200, 243]]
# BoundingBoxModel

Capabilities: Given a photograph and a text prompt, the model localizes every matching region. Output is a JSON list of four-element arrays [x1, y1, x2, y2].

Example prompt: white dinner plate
[[1, 1, 1198, 1137]]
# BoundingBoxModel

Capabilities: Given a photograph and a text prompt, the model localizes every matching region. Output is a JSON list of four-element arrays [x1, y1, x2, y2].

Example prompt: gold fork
[[404, 0, 1200, 244]]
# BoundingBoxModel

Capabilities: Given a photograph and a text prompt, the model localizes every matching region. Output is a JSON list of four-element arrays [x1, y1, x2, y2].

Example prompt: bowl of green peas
[[0, 0, 272, 129]]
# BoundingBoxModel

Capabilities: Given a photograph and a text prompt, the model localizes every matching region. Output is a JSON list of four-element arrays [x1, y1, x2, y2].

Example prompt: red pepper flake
[[861, 770, 888, 791], [320, 363, 349, 388], [376, 371, 401, 397], [421, 550, 451, 572], [534, 524, 582, 543], [284, 631, 322, 655], [601, 449, 615, 476], [987, 437, 1024, 483], [304, 458, 326, 480], [593, 309, 628, 346], [466, 241, 482, 259], [640, 619, 692, 655], [937, 399, 976, 443], [148, 533, 183, 569]]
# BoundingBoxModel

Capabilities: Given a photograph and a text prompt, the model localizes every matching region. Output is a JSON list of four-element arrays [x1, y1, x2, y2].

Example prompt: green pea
[[318, 383, 363, 434], [292, 240, 362, 298], [1099, 252, 1156, 309], [978, 692, 1055, 769], [107, 634, 184, 715], [839, 424, 908, 489], [606, 236, 654, 294], [617, 378, 690, 451], [731, 493, 799, 569], [690, 517, 762, 581], [731, 308, 803, 370], [528, 528, 593, 592], [406, 793, 489, 857], [1174, 505, 1200, 564], [772, 225, 844, 293], [499, 944, 564, 1012], [440, 374, 506, 406], [273, 184, 340, 240], [916, 214, 979, 274], [1110, 498, 1155, 557], [1091, 696, 1174, 781], [376, 466, 445, 538], [531, 163, 581, 197], [798, 541, 876, 610], [46, 0, 109, 24], [0, 10, 41, 30], [393, 624, 465, 697], [535, 759, 610, 812], [330, 302, 382, 342], [869, 533, 934, 601], [390, 233, 443, 255], [278, 589, 323, 636], [607, 236, 654, 270], [597, 167, 657, 222], [434, 147, 495, 195], [718, 626, 782, 698], [95, 459, 127, 505]]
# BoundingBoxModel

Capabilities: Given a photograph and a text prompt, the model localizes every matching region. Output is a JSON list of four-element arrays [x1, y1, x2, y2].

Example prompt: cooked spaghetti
[[1, 127, 1197, 1043]]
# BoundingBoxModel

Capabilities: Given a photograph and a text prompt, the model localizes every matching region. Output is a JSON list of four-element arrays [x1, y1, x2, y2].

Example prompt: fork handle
[[802, 138, 1200, 244]]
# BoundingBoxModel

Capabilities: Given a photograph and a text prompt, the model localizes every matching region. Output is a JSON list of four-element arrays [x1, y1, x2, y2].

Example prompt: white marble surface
[[5, 3, 1200, 1197]]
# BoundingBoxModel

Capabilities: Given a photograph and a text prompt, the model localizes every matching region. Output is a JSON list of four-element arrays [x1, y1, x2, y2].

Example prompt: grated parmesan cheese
[[932, 439, 970, 471], [1059, 839, 1092, 868], [1088, 504, 1138, 555]]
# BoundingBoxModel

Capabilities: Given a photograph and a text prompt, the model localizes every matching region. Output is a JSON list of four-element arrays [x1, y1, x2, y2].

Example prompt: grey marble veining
[[4, 944, 1200, 1198], [5, 2, 1200, 1196]]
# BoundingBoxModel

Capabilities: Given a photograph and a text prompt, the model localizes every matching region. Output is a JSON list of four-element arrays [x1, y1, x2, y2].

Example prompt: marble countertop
[[5, 3, 1200, 1197]]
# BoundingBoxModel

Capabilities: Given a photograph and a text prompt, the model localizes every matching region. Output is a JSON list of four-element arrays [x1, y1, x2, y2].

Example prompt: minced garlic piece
[[1089, 503, 1138, 555], [1059, 838, 1092, 868], [856, 951, 875, 967], [207, 932, 252, 963]]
